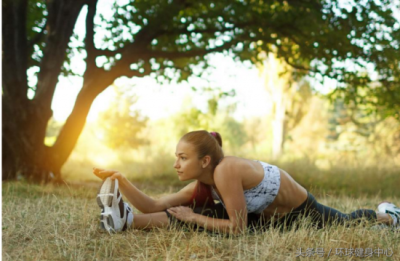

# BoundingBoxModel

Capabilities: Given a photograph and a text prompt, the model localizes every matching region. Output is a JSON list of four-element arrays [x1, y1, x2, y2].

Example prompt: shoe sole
[[97, 177, 115, 209], [99, 212, 115, 231], [97, 178, 117, 232]]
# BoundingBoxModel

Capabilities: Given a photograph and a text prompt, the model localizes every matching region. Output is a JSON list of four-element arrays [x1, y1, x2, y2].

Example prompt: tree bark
[[4, 0, 248, 182], [2, 0, 145, 181], [2, 0, 30, 180], [47, 78, 110, 178], [2, 0, 85, 182]]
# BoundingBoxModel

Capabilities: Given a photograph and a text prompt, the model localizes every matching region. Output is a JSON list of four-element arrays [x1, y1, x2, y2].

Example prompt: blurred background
[[46, 2, 400, 196], [4, 0, 400, 197], [49, 50, 400, 197]]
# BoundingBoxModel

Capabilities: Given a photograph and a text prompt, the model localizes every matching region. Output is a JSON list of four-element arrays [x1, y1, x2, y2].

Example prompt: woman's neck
[[196, 169, 215, 185]]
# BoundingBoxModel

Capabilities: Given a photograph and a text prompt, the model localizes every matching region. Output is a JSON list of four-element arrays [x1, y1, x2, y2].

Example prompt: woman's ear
[[202, 155, 211, 168]]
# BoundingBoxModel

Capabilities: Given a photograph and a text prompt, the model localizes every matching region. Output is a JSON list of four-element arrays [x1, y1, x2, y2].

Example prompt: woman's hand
[[167, 206, 195, 223], [93, 167, 124, 181]]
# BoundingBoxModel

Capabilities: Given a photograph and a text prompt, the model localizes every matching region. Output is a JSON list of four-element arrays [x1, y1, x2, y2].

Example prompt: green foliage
[[326, 98, 400, 158], [60, 91, 400, 188], [24, 0, 400, 119], [169, 86, 248, 152], [44, 118, 64, 146], [26, 0, 47, 69], [283, 94, 400, 166], [96, 85, 148, 149], [285, 80, 313, 131], [217, 116, 248, 151]]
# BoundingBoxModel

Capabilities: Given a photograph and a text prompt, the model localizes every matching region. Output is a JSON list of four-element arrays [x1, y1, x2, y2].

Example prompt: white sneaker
[[97, 177, 134, 233], [377, 202, 400, 228]]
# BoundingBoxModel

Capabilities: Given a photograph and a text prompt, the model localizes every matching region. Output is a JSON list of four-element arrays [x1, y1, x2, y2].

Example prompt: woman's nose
[[173, 159, 179, 169]]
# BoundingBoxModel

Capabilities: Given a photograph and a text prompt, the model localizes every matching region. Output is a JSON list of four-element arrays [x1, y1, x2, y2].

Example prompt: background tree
[[172, 87, 237, 136], [171, 88, 247, 153], [259, 53, 311, 160], [96, 85, 148, 149], [326, 98, 400, 163], [2, 0, 399, 181]]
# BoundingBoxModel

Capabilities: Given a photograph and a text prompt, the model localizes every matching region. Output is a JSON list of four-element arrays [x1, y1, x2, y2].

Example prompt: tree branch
[[283, 57, 314, 72], [170, 26, 236, 36], [147, 39, 240, 60], [95, 48, 125, 57], [84, 0, 98, 71], [90, 25, 239, 59], [283, 56, 351, 84], [34, 0, 86, 106], [28, 20, 48, 48]]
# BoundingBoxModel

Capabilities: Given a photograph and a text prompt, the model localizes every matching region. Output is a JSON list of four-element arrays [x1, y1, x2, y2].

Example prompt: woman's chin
[[178, 175, 190, 181]]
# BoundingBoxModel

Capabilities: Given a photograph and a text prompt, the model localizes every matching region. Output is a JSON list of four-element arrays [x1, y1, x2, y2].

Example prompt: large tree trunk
[[2, 0, 85, 182], [2, 0, 135, 182], [2, 0, 31, 180], [271, 96, 286, 161], [46, 0, 119, 179], [261, 54, 311, 160], [47, 77, 115, 179], [3, 0, 160, 182]]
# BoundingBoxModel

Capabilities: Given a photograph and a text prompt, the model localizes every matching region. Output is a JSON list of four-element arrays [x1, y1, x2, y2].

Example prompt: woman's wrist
[[117, 174, 128, 185], [189, 212, 201, 224]]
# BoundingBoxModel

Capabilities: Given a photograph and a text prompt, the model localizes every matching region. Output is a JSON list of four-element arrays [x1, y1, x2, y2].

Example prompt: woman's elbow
[[229, 222, 247, 235]]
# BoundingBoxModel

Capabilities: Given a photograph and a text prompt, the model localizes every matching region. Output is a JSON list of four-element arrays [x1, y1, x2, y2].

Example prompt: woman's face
[[173, 141, 203, 181]]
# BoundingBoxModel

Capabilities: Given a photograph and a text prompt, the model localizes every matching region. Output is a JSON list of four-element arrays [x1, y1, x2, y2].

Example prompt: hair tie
[[210, 132, 217, 137]]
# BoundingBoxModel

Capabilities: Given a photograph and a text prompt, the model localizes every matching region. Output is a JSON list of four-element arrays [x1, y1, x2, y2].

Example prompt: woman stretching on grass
[[94, 130, 399, 234]]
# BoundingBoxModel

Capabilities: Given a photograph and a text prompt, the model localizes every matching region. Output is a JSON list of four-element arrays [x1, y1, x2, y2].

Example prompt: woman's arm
[[93, 168, 195, 213], [167, 206, 244, 234], [168, 166, 248, 234]]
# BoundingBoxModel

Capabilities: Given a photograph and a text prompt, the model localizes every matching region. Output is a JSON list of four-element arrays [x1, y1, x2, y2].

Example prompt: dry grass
[[2, 181, 399, 261]]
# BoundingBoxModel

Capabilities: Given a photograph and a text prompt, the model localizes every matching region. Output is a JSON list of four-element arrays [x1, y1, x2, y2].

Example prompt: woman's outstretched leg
[[376, 213, 393, 225], [285, 193, 383, 228], [130, 205, 397, 232], [316, 203, 398, 227], [302, 193, 400, 228], [132, 212, 170, 229]]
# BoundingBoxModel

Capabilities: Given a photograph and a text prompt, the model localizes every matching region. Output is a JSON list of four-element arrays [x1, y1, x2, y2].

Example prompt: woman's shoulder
[[218, 156, 259, 166], [213, 158, 242, 188], [216, 157, 271, 177], [215, 156, 255, 175], [216, 156, 239, 168]]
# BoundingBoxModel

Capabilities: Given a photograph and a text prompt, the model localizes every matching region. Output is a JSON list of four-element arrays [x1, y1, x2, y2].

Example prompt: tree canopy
[[2, 0, 400, 181], [39, 0, 400, 114]]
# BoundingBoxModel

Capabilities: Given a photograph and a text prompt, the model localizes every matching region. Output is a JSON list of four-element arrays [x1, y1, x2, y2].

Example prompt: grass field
[[2, 179, 399, 261]]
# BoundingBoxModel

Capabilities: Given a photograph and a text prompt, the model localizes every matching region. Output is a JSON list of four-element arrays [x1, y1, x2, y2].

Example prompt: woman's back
[[215, 156, 307, 217]]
